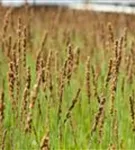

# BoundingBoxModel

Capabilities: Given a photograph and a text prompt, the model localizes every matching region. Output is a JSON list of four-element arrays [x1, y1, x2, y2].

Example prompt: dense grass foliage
[[0, 5, 135, 150]]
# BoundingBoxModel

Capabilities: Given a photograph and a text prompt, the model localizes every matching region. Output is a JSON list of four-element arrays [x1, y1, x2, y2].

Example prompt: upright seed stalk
[[85, 56, 91, 104]]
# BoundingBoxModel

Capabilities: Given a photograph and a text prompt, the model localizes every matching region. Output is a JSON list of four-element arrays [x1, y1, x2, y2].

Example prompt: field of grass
[[0, 5, 135, 150]]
